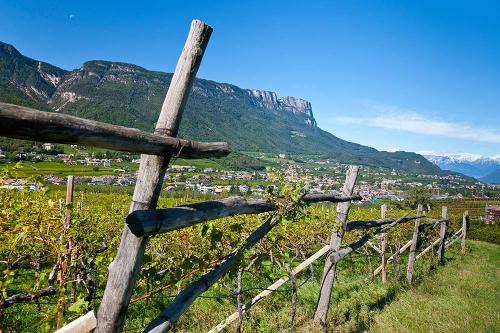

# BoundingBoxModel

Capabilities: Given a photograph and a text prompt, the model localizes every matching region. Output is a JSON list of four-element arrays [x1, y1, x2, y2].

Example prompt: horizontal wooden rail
[[126, 193, 362, 237], [332, 215, 410, 263], [345, 215, 420, 231], [0, 102, 230, 158]]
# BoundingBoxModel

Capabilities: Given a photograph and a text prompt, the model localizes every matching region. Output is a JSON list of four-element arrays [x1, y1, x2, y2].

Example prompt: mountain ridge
[[423, 153, 500, 180], [0, 40, 444, 174], [480, 169, 500, 184]]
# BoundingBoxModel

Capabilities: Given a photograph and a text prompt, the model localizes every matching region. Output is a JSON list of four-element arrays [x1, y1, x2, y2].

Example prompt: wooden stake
[[438, 206, 448, 265], [393, 242, 401, 281], [64, 176, 74, 228], [56, 175, 74, 328], [96, 20, 212, 333], [461, 211, 469, 253], [314, 166, 359, 324], [406, 204, 422, 283], [235, 267, 243, 333], [380, 203, 387, 283]]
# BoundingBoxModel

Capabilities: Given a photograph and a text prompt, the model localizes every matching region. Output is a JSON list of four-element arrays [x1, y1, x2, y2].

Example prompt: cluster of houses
[[164, 182, 263, 195], [43, 174, 136, 186], [0, 178, 40, 191], [57, 153, 123, 167]]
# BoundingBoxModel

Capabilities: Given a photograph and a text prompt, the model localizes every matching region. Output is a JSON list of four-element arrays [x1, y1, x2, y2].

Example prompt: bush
[[467, 221, 500, 245]]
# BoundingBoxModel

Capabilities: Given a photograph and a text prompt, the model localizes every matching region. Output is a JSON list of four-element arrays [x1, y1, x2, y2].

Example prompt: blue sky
[[1, 0, 499, 157]]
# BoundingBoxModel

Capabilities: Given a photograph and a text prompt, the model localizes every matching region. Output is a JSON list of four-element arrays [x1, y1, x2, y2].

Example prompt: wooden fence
[[0, 19, 471, 333]]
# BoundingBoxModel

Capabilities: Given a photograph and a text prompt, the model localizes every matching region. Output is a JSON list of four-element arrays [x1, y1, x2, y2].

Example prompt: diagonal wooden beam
[[314, 166, 359, 324], [96, 19, 213, 333]]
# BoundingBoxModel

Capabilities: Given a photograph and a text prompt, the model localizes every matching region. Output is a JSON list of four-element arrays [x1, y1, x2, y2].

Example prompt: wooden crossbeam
[[126, 193, 362, 237], [331, 214, 413, 263], [0, 102, 230, 159], [345, 215, 420, 231]]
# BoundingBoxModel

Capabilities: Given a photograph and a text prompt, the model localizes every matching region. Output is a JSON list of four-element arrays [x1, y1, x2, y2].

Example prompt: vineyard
[[0, 177, 487, 332], [0, 18, 499, 333]]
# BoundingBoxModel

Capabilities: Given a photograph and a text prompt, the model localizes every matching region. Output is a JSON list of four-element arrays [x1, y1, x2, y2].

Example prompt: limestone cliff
[[245, 89, 316, 127]]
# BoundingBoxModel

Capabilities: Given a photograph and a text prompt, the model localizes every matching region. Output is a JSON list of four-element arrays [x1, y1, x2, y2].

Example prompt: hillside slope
[[0, 41, 443, 174]]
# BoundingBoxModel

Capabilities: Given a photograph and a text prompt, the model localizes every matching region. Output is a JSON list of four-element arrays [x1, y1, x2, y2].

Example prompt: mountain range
[[0, 40, 444, 174], [423, 153, 500, 184]]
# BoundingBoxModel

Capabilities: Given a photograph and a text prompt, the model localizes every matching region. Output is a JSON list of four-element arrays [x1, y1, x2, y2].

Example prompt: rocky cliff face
[[245, 89, 316, 127], [245, 89, 279, 109]]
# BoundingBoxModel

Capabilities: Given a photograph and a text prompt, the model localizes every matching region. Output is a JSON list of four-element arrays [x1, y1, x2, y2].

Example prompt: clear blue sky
[[1, 0, 499, 157]]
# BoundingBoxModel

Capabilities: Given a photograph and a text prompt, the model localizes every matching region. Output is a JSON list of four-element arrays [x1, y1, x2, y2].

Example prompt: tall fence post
[[380, 203, 387, 283], [56, 175, 74, 328], [96, 20, 213, 333], [438, 206, 448, 265], [314, 165, 359, 325], [461, 210, 469, 253], [406, 204, 422, 283]]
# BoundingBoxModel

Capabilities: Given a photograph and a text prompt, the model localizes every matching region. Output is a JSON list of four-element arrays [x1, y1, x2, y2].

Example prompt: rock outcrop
[[245, 89, 316, 127], [245, 89, 280, 110]]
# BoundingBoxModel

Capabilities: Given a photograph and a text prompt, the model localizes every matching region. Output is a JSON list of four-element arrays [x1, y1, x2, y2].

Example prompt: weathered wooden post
[[96, 20, 212, 333], [438, 206, 448, 265], [380, 203, 387, 283], [461, 211, 469, 253], [406, 204, 422, 283], [64, 175, 74, 228], [393, 243, 401, 280], [314, 165, 359, 324], [56, 175, 74, 328]]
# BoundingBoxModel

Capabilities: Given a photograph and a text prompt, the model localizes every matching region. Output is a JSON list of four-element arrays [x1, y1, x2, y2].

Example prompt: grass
[[0, 161, 137, 177], [370, 240, 500, 333]]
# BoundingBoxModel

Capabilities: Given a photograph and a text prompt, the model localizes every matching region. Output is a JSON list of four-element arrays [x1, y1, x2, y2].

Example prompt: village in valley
[[1, 142, 498, 201]]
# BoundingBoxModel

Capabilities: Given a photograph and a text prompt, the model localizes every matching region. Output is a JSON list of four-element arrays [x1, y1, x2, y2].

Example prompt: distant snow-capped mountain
[[421, 152, 500, 180]]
